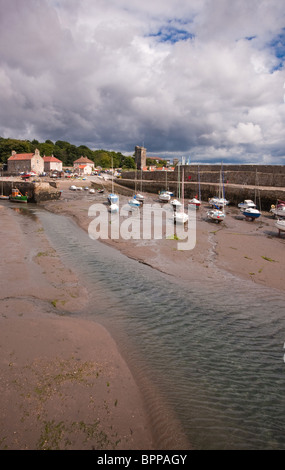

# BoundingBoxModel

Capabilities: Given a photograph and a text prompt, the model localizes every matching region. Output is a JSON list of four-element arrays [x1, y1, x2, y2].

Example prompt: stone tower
[[134, 145, 146, 170]]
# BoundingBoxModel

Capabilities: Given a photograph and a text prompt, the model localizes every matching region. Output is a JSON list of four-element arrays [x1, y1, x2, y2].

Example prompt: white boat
[[0, 195, 9, 200], [135, 193, 145, 202], [241, 207, 261, 220], [76, 186, 83, 191], [173, 210, 188, 224], [275, 219, 285, 234], [109, 203, 119, 213], [128, 197, 141, 209], [209, 196, 229, 208], [108, 158, 119, 206], [159, 190, 171, 202], [238, 199, 256, 210], [171, 199, 182, 208], [69, 185, 77, 191], [270, 200, 285, 218], [89, 188, 95, 194], [172, 166, 188, 225], [209, 164, 229, 208], [207, 208, 226, 223], [189, 197, 201, 207]]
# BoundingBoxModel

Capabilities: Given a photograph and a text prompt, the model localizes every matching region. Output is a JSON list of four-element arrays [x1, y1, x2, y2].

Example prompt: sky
[[0, 0, 285, 164]]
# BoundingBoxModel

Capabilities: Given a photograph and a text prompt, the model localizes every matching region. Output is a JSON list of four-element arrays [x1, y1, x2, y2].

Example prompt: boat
[[209, 196, 229, 208], [275, 218, 285, 235], [209, 164, 229, 208], [128, 196, 141, 209], [189, 196, 201, 208], [241, 170, 261, 221], [9, 188, 28, 203], [133, 166, 145, 203], [172, 166, 188, 225], [241, 207, 261, 220], [108, 158, 119, 207], [159, 190, 171, 202], [270, 200, 285, 218], [109, 203, 119, 213], [238, 199, 256, 210], [108, 193, 119, 204], [207, 208, 226, 223], [89, 188, 95, 194], [97, 188, 104, 193], [69, 185, 77, 191], [170, 199, 182, 208]]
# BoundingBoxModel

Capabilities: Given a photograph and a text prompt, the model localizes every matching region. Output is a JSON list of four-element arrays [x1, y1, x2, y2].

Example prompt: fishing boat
[[9, 188, 28, 203], [275, 218, 285, 235], [238, 199, 256, 210], [241, 207, 261, 220]]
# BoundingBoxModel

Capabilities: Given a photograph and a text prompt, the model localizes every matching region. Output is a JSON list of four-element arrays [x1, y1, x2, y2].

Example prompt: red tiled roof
[[43, 155, 62, 163], [74, 156, 94, 164], [8, 153, 34, 161]]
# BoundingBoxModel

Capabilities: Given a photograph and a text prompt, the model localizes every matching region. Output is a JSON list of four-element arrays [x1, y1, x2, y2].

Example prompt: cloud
[[0, 0, 285, 163]]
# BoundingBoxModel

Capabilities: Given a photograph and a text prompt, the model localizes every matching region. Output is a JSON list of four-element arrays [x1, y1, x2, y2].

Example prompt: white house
[[43, 155, 63, 173], [73, 156, 94, 175]]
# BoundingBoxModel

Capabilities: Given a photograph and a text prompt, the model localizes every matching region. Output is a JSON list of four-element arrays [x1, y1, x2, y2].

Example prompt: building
[[8, 149, 44, 175], [134, 146, 146, 170], [43, 155, 63, 173], [73, 156, 94, 175]]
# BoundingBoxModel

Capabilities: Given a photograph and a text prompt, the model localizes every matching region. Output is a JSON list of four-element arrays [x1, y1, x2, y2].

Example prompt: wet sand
[[0, 203, 155, 450], [1, 178, 284, 450]]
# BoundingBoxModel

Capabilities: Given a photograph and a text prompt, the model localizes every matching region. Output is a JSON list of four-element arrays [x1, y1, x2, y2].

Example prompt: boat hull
[[9, 197, 28, 203]]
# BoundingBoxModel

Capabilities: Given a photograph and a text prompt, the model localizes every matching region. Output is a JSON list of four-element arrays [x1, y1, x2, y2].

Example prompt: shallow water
[[14, 204, 285, 449]]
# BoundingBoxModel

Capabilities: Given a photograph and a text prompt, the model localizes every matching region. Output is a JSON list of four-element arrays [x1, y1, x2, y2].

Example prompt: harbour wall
[[117, 165, 285, 210], [0, 180, 62, 203]]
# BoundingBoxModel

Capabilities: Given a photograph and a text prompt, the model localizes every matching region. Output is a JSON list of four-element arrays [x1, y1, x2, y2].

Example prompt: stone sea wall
[[0, 180, 61, 202], [117, 165, 285, 210]]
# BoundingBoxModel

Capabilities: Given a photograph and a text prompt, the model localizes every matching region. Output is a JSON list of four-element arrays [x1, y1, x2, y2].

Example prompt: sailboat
[[209, 164, 229, 208], [189, 165, 201, 208], [240, 170, 261, 220], [207, 165, 226, 223], [159, 169, 172, 202], [129, 166, 142, 209], [173, 166, 188, 224], [107, 158, 119, 212]]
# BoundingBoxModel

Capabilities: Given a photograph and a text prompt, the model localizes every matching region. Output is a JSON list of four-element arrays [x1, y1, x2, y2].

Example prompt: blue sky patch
[[149, 25, 194, 44]]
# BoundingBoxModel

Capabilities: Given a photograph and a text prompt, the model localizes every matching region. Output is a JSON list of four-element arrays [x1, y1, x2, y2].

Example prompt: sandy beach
[[1, 177, 284, 450]]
